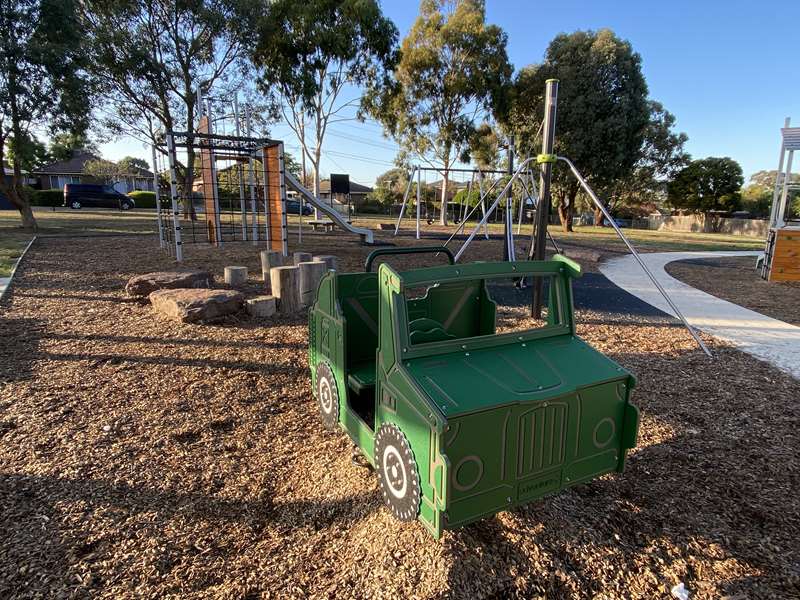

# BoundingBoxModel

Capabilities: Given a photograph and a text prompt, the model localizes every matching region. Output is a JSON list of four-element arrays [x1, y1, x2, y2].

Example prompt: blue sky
[[101, 0, 800, 187]]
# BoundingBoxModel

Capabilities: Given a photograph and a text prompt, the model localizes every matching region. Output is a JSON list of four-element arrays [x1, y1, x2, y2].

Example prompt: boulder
[[149, 288, 243, 323], [126, 270, 212, 297]]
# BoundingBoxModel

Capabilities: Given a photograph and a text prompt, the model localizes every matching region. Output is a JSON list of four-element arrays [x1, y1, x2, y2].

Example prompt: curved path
[[600, 251, 800, 380]]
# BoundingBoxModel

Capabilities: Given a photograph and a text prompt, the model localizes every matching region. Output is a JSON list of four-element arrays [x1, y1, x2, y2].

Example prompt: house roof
[[33, 151, 153, 178], [34, 151, 100, 174], [319, 179, 373, 194]]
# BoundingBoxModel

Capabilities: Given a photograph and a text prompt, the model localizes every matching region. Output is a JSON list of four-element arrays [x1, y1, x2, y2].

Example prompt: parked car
[[63, 184, 135, 210], [287, 199, 313, 216]]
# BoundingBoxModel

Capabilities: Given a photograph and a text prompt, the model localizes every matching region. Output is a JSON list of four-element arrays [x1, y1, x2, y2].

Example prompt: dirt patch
[[0, 233, 798, 598], [666, 256, 800, 326]]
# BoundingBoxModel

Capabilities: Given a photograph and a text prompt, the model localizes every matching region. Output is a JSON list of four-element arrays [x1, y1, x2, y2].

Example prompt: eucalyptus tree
[[510, 29, 651, 231], [362, 0, 512, 225], [242, 0, 398, 216], [0, 0, 91, 230], [84, 0, 250, 217]]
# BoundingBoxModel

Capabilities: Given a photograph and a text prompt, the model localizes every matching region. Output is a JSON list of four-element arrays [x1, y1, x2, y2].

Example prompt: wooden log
[[270, 266, 300, 315], [224, 266, 248, 287], [245, 295, 277, 318], [293, 251, 312, 265], [298, 261, 327, 307], [260, 250, 283, 289], [312, 254, 338, 272]]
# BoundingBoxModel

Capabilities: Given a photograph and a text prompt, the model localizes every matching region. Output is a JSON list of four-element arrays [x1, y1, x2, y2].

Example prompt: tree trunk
[[313, 149, 321, 220], [439, 170, 449, 226], [594, 207, 605, 227], [558, 190, 576, 233]]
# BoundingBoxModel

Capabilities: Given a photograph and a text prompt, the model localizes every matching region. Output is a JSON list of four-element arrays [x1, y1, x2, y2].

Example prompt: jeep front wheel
[[375, 422, 421, 522]]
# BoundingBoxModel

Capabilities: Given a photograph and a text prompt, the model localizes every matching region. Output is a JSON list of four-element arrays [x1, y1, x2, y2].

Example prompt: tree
[[363, 0, 512, 225], [48, 132, 98, 162], [0, 0, 92, 230], [5, 132, 50, 172], [510, 29, 650, 231], [243, 0, 398, 218], [118, 156, 150, 174], [742, 170, 800, 219], [667, 157, 744, 226], [607, 101, 690, 221], [84, 159, 122, 184], [84, 0, 249, 218]]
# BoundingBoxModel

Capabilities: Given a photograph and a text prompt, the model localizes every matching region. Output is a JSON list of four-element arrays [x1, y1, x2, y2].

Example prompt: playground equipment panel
[[308, 247, 640, 537]]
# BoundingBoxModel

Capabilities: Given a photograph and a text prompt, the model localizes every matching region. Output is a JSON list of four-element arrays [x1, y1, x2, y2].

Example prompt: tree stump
[[293, 251, 312, 265], [260, 250, 283, 290], [224, 266, 248, 287], [270, 266, 300, 315], [298, 261, 327, 307], [246, 295, 277, 318], [313, 255, 338, 272]]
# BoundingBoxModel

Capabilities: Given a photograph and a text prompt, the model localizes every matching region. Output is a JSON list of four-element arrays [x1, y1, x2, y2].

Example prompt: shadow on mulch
[[0, 472, 373, 597], [42, 331, 306, 351], [0, 315, 45, 384]]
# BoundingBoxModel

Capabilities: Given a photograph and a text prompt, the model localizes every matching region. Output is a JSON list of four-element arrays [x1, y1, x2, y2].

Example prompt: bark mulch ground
[[1, 232, 798, 599], [666, 256, 800, 326]]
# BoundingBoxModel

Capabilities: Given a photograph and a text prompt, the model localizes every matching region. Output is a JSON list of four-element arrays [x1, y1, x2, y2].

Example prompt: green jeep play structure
[[308, 247, 639, 538]]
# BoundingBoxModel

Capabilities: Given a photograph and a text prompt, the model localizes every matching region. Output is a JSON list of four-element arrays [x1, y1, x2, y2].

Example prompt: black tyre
[[315, 361, 339, 429], [120, 201, 132, 210], [374, 422, 421, 522], [70, 200, 81, 209]]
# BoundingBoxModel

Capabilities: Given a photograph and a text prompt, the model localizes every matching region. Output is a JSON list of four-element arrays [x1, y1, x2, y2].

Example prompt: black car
[[63, 184, 135, 210], [287, 199, 313, 215]]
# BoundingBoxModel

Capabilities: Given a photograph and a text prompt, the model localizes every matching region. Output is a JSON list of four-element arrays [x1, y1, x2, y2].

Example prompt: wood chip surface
[[0, 232, 798, 599]]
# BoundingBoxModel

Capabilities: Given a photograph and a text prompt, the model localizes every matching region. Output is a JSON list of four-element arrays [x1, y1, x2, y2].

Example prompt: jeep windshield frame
[[385, 256, 581, 362]]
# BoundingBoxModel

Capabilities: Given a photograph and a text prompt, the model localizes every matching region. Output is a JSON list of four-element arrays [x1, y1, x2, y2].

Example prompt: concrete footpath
[[600, 251, 800, 380]]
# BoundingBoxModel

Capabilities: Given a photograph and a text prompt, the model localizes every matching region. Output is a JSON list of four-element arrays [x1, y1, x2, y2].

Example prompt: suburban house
[[33, 151, 155, 193], [318, 179, 373, 204]]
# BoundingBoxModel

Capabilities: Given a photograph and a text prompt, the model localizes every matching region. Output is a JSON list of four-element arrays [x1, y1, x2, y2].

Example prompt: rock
[[246, 296, 276, 318], [313, 255, 338, 271], [293, 251, 312, 265], [149, 288, 243, 323], [224, 266, 248, 287], [125, 270, 213, 297]]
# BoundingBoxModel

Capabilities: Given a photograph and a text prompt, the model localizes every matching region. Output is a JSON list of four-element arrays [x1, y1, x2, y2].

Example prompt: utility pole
[[530, 79, 559, 317]]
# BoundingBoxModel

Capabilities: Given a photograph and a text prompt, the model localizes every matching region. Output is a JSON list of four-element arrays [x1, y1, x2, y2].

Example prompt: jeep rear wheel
[[315, 361, 339, 429], [375, 422, 421, 522]]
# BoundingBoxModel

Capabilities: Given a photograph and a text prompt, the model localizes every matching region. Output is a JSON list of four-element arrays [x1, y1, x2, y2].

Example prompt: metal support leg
[[558, 156, 712, 357]]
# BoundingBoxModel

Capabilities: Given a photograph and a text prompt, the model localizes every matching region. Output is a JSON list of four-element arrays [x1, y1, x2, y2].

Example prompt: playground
[[1, 220, 798, 598]]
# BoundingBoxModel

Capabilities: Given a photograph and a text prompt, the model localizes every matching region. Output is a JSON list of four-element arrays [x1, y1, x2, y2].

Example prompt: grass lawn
[[1, 208, 766, 255], [0, 233, 34, 278], [371, 215, 766, 252]]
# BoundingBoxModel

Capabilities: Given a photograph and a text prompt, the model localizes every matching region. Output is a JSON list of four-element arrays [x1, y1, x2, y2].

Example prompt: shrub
[[127, 190, 157, 208], [27, 189, 64, 207]]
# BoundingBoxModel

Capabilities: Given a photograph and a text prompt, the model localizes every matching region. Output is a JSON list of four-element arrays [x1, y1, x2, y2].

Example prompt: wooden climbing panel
[[263, 144, 288, 255], [768, 228, 800, 281]]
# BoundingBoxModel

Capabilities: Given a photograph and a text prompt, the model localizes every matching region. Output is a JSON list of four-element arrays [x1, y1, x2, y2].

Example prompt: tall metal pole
[[530, 79, 559, 318], [205, 98, 223, 247], [769, 117, 790, 229], [503, 135, 515, 262], [416, 167, 421, 239], [233, 95, 247, 241], [245, 105, 258, 244], [165, 132, 183, 262], [151, 143, 164, 249]]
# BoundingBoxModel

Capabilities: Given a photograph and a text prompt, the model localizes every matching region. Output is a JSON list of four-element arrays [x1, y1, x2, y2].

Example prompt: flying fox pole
[[530, 79, 559, 318]]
